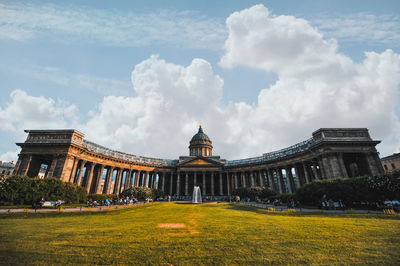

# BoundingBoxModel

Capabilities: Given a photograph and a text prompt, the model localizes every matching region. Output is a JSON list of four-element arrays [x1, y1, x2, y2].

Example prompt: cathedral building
[[13, 126, 383, 197]]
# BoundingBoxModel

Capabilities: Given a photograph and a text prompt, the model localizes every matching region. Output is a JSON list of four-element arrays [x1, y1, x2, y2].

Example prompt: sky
[[1, 0, 400, 161]]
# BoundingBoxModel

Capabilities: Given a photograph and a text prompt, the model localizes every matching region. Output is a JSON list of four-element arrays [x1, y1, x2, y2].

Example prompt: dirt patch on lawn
[[158, 223, 186, 228]]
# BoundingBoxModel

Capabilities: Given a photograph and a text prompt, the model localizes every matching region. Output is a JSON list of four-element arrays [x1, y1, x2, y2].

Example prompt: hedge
[[294, 171, 400, 207], [120, 186, 165, 200], [0, 175, 87, 205], [232, 186, 276, 201]]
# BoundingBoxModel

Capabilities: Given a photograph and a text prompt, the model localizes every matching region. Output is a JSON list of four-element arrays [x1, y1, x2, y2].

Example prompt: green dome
[[190, 126, 211, 143]]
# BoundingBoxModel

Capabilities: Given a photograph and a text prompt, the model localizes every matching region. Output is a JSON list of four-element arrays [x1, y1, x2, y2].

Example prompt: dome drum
[[189, 126, 213, 157]]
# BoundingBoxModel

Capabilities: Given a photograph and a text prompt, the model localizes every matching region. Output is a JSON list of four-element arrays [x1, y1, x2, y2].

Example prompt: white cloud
[[0, 150, 19, 162], [10, 64, 131, 95], [1, 4, 400, 161], [0, 2, 226, 49], [81, 55, 225, 158], [219, 4, 400, 156], [0, 90, 79, 132], [311, 13, 400, 47]]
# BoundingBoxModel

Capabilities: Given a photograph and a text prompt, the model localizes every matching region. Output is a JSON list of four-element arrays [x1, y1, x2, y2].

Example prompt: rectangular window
[[391, 163, 396, 169], [384, 164, 388, 170]]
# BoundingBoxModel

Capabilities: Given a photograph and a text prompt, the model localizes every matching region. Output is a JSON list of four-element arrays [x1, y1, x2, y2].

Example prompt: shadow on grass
[[0, 204, 155, 220], [222, 203, 400, 220]]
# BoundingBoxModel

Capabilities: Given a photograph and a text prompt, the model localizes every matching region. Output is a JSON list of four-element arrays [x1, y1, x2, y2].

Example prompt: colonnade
[[19, 152, 381, 196], [226, 160, 323, 195], [66, 153, 364, 196], [68, 158, 163, 195]]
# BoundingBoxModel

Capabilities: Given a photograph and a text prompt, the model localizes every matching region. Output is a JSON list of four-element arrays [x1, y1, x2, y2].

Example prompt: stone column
[[119, 170, 126, 193], [124, 170, 131, 189], [302, 162, 310, 184], [12, 155, 22, 176], [202, 172, 206, 195], [285, 168, 293, 194], [150, 173, 154, 188], [219, 172, 223, 195], [144, 171, 149, 187], [113, 169, 122, 195], [102, 167, 112, 194], [107, 168, 116, 194], [176, 171, 181, 196], [319, 157, 328, 179], [46, 156, 58, 178], [185, 172, 189, 196], [365, 152, 384, 175], [234, 173, 238, 189], [21, 154, 33, 177], [226, 173, 231, 196], [85, 163, 96, 193], [95, 165, 105, 194], [135, 171, 141, 186], [290, 167, 298, 191], [211, 172, 215, 196], [76, 160, 87, 186], [338, 153, 349, 178], [242, 172, 246, 188], [327, 154, 342, 179], [68, 157, 79, 183], [293, 166, 303, 188], [258, 170, 264, 187], [250, 172, 255, 187], [194, 172, 197, 187], [265, 169, 271, 190], [161, 172, 165, 192], [267, 169, 274, 191], [277, 168, 286, 194], [312, 161, 319, 180], [169, 171, 173, 195], [119, 169, 125, 193]]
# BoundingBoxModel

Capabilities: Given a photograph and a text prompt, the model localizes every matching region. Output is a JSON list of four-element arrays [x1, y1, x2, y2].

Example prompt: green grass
[[0, 203, 399, 265]]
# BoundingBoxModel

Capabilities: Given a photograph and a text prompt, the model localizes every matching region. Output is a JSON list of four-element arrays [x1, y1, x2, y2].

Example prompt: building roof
[[381, 153, 400, 161], [190, 126, 211, 143]]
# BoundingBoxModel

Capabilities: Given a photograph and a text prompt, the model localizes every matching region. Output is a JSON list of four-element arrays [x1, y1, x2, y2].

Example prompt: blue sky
[[1, 0, 400, 161]]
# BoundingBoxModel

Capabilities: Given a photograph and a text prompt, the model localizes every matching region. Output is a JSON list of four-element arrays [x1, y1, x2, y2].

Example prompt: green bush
[[120, 186, 158, 200], [152, 188, 165, 200], [272, 194, 292, 204], [0, 175, 88, 205], [294, 172, 400, 207], [232, 186, 276, 201], [88, 194, 117, 203]]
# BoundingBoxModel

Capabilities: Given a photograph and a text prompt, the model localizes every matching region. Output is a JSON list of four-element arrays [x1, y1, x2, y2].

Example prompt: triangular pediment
[[178, 156, 224, 167]]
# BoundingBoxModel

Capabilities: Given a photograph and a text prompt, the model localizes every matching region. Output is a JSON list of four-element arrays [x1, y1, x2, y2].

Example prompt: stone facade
[[0, 161, 16, 176], [13, 127, 384, 196], [381, 153, 400, 173]]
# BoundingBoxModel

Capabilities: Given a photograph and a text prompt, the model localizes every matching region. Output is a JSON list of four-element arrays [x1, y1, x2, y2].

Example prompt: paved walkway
[[243, 202, 391, 214]]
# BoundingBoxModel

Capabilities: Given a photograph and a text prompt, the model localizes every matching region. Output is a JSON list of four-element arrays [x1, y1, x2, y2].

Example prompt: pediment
[[178, 156, 224, 167]]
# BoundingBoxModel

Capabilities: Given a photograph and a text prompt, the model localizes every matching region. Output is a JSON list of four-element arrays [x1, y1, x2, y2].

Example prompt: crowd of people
[[86, 196, 142, 207]]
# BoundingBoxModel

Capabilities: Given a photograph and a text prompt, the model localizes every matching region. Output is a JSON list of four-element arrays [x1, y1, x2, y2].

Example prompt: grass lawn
[[0, 203, 399, 265]]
